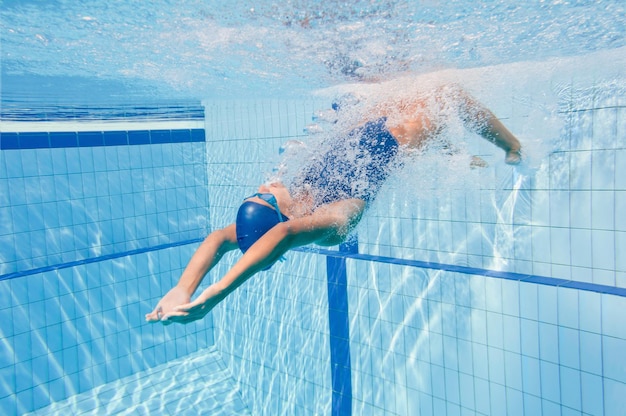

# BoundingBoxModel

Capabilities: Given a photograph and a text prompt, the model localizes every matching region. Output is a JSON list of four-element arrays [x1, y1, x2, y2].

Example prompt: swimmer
[[146, 86, 522, 325]]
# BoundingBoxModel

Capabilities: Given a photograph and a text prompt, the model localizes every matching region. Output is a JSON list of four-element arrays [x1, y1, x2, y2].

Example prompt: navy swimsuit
[[291, 117, 400, 207]]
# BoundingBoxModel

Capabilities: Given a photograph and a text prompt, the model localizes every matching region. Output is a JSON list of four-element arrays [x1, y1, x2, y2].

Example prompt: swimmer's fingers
[[145, 305, 165, 323], [174, 301, 208, 318], [159, 301, 211, 324], [159, 309, 192, 325], [146, 304, 193, 325]]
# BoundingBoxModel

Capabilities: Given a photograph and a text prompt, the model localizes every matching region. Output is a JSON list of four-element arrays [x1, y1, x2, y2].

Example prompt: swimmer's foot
[[505, 148, 522, 165]]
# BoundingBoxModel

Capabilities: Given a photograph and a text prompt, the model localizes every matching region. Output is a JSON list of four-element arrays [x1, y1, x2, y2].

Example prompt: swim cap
[[236, 201, 288, 253]]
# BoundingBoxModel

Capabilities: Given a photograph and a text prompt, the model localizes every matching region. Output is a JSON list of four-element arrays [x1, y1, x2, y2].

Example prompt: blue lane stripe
[[296, 247, 626, 298], [326, 241, 356, 416], [0, 128, 205, 150], [0, 238, 204, 282]]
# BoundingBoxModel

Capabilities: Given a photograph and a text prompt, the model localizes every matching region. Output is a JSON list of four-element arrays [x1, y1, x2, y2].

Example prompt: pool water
[[2, 1, 626, 415]]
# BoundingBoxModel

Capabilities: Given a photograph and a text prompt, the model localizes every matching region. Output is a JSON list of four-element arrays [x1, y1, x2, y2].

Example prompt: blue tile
[[190, 129, 205, 142], [579, 291, 601, 333], [28, 301, 47, 333], [537, 285, 557, 324], [65, 149, 82, 174], [150, 130, 171, 144], [485, 278, 502, 313], [32, 355, 50, 386], [171, 129, 191, 143], [9, 279, 30, 323], [15, 388, 33, 415], [458, 372, 474, 409], [8, 179, 27, 206], [520, 319, 539, 358], [581, 372, 604, 415], [0, 367, 16, 404], [78, 147, 95, 171], [20, 150, 39, 177], [602, 294, 626, 339], [486, 312, 503, 349], [540, 360, 561, 403], [45, 324, 64, 353], [0, 132, 19, 149], [521, 356, 541, 397], [523, 392, 541, 416], [538, 323, 559, 363], [560, 366, 581, 411], [579, 331, 602, 375], [128, 130, 150, 145], [13, 332, 32, 365], [490, 382, 507, 416], [505, 387, 524, 416], [104, 147, 120, 170], [24, 176, 42, 205], [504, 351, 523, 391], [0, 206, 13, 235], [5, 152, 24, 177], [103, 131, 128, 146], [502, 315, 521, 354], [541, 399, 561, 415], [19, 132, 49, 149], [0, 179, 9, 208], [604, 378, 626, 416], [558, 326, 580, 369], [488, 347, 505, 385], [78, 366, 95, 393], [48, 378, 66, 402], [78, 131, 104, 147], [50, 132, 78, 148], [519, 283, 538, 320], [603, 336, 626, 384], [474, 377, 490, 415]]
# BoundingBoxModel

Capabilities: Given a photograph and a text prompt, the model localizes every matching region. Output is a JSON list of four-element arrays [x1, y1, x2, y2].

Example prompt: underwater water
[[2, 0, 625, 101], [1, 0, 626, 415]]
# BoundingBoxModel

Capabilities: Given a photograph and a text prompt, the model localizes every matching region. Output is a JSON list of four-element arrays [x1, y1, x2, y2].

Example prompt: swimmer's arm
[[145, 224, 238, 323], [454, 88, 522, 164], [166, 200, 365, 324]]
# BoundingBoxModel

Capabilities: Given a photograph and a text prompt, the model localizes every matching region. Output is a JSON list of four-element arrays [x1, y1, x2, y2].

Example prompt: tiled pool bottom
[[26, 346, 249, 415]]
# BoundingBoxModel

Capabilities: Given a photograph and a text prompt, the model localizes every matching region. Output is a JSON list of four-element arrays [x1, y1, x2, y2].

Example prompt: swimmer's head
[[235, 193, 288, 254]]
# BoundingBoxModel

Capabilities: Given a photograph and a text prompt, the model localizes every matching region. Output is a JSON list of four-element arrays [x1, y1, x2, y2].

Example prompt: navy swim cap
[[236, 201, 288, 253]]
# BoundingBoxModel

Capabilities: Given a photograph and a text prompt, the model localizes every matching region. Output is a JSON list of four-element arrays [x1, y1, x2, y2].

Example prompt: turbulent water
[[1, 0, 625, 104]]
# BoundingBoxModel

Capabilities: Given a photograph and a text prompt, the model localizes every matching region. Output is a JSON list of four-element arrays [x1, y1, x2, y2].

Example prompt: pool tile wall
[[204, 73, 626, 415], [362, 84, 626, 289], [203, 98, 337, 414], [0, 126, 214, 415], [0, 128, 207, 275]]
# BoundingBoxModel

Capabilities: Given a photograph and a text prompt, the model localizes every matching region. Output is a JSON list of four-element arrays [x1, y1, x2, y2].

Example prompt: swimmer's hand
[[505, 149, 522, 165], [145, 286, 191, 325], [470, 156, 488, 168], [156, 285, 222, 325]]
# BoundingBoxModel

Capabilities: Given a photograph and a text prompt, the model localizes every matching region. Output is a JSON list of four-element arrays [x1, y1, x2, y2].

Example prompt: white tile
[[591, 190, 615, 230], [570, 228, 592, 269], [569, 151, 592, 190], [602, 294, 626, 339], [591, 229, 615, 271]]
